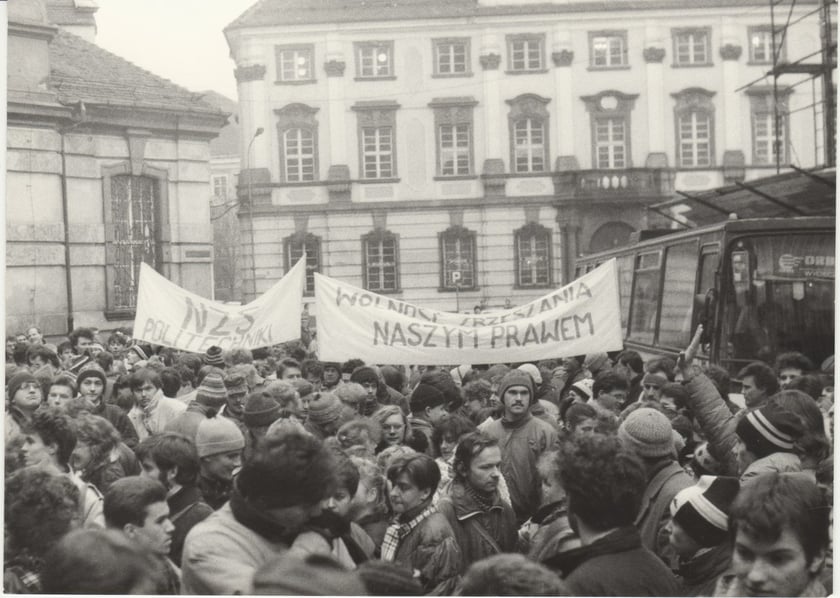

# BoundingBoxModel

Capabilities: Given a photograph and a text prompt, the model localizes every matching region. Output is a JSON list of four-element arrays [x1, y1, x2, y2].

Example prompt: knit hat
[[252, 553, 366, 596], [496, 370, 535, 405], [670, 475, 740, 547], [517, 363, 543, 385], [349, 366, 379, 387], [583, 352, 610, 375], [290, 379, 315, 399], [195, 372, 228, 409], [735, 403, 801, 459], [642, 373, 668, 388], [692, 442, 722, 475], [243, 391, 282, 428], [75, 363, 107, 390], [308, 391, 344, 426], [409, 383, 447, 413], [195, 415, 245, 458], [128, 344, 149, 361], [618, 407, 676, 458], [223, 373, 249, 400], [357, 560, 423, 596], [570, 378, 594, 400], [7, 371, 38, 400], [204, 345, 225, 368]]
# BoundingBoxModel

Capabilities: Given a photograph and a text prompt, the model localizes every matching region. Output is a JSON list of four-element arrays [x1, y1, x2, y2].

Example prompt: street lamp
[[245, 127, 264, 300]]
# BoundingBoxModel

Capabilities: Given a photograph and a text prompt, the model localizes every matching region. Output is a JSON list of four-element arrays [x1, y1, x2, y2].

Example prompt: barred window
[[440, 226, 476, 290], [515, 223, 552, 288], [284, 233, 321, 295], [363, 230, 400, 293]]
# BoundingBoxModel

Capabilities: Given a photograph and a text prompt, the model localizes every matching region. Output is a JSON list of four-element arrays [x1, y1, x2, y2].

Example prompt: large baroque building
[[7, 0, 226, 335], [225, 0, 828, 312]]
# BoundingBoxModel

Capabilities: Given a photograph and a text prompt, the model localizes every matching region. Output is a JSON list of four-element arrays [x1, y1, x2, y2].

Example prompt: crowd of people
[[3, 323, 834, 596]]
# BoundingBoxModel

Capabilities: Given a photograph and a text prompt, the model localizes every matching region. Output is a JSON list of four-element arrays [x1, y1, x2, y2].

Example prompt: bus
[[575, 216, 835, 376]]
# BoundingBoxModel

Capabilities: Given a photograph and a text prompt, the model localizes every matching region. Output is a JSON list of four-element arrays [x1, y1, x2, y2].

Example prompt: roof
[[46, 0, 97, 27], [200, 91, 241, 157], [48, 29, 223, 116], [650, 167, 836, 227], [226, 0, 811, 29]]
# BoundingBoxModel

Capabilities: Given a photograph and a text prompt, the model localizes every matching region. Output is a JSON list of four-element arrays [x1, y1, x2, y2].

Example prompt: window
[[673, 88, 716, 167], [362, 230, 400, 293], [589, 31, 628, 68], [659, 241, 699, 347], [284, 233, 321, 295], [594, 117, 627, 168], [507, 34, 545, 72], [748, 90, 790, 165], [434, 38, 470, 75], [507, 94, 550, 173], [629, 251, 662, 344], [212, 175, 228, 201], [353, 101, 399, 180], [108, 174, 161, 311], [749, 26, 784, 63], [276, 45, 314, 82], [514, 223, 552, 288], [673, 28, 711, 66], [440, 226, 477, 290], [355, 42, 394, 78], [276, 103, 319, 182], [431, 97, 476, 177]]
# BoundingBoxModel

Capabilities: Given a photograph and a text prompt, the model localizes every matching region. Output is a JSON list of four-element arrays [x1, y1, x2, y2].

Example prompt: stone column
[[479, 33, 505, 197], [643, 45, 668, 167], [552, 49, 575, 158], [235, 61, 269, 169], [720, 40, 745, 181]]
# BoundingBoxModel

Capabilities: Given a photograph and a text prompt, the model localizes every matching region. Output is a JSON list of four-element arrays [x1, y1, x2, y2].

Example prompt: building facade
[[225, 0, 827, 313], [7, 0, 226, 336]]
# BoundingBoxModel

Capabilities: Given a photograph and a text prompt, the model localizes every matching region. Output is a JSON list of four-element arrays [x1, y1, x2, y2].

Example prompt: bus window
[[617, 254, 633, 333], [629, 251, 661, 344], [658, 242, 699, 348], [692, 246, 719, 342]]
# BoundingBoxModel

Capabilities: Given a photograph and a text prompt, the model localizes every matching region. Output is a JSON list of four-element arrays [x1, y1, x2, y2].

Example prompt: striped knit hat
[[735, 403, 802, 459], [670, 475, 740, 547], [196, 372, 228, 409]]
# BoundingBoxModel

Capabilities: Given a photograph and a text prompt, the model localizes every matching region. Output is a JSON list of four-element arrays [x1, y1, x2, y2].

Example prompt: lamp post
[[245, 127, 264, 300]]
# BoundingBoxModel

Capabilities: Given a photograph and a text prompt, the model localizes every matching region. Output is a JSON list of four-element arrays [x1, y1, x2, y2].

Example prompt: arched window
[[439, 226, 477, 290], [507, 94, 550, 173], [514, 223, 552, 288], [673, 88, 715, 167], [362, 229, 400, 293], [284, 233, 321, 295]]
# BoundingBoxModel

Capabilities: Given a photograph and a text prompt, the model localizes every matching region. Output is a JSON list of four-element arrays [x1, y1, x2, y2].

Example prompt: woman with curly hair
[[4, 466, 81, 593], [72, 413, 126, 494]]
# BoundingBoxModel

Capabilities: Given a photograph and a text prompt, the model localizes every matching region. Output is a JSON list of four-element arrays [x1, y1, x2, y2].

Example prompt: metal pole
[[820, 0, 835, 166], [245, 127, 263, 301]]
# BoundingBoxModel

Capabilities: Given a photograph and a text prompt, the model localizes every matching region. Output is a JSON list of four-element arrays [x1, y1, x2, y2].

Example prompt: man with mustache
[[482, 369, 557, 523]]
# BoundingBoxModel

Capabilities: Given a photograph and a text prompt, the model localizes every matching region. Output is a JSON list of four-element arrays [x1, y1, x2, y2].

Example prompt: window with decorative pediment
[[284, 233, 321, 295], [430, 97, 477, 177], [748, 89, 790, 165], [515, 223, 552, 289], [440, 226, 477, 291], [275, 103, 319, 182], [582, 91, 638, 169], [362, 229, 400, 293], [673, 88, 715, 167], [507, 94, 550, 173], [353, 102, 399, 180]]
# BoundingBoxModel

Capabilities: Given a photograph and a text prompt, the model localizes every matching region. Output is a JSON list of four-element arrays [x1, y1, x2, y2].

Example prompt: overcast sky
[[95, 0, 256, 100]]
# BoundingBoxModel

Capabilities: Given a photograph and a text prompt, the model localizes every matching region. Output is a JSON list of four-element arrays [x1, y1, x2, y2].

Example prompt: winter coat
[[164, 402, 210, 443], [684, 374, 741, 475], [385, 385, 410, 415], [128, 391, 187, 440], [82, 451, 126, 495], [391, 510, 462, 595], [437, 480, 517, 572], [519, 500, 581, 562], [741, 451, 804, 481], [714, 569, 827, 597], [167, 485, 213, 567], [483, 413, 558, 523], [356, 512, 389, 556], [290, 521, 374, 569], [676, 543, 732, 596], [544, 525, 681, 597], [408, 416, 436, 456], [197, 473, 233, 511], [91, 398, 138, 449], [180, 503, 287, 595], [635, 460, 694, 562]]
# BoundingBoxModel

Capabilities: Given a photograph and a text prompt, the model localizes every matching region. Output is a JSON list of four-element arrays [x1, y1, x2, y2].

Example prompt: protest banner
[[132, 257, 305, 352], [316, 258, 623, 364]]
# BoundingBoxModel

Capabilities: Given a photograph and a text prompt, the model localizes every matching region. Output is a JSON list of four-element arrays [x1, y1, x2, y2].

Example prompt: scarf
[[228, 486, 298, 545], [380, 502, 437, 562], [463, 482, 498, 512]]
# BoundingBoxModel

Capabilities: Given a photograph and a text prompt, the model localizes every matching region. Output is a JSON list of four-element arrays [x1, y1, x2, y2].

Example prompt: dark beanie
[[357, 560, 423, 595], [204, 345, 225, 368], [735, 403, 801, 459], [75, 364, 107, 389], [350, 366, 379, 387], [409, 383, 446, 413], [670, 475, 740, 547], [244, 391, 282, 428], [7, 371, 38, 401], [496, 370, 535, 405]]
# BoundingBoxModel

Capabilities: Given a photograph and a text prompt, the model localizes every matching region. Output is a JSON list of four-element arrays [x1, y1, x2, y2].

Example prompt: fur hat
[[409, 383, 447, 413], [203, 345, 225, 368], [570, 378, 594, 400], [223, 373, 249, 399], [243, 391, 282, 428], [670, 475, 740, 547], [735, 403, 801, 459], [7, 371, 38, 401], [618, 407, 676, 458], [496, 370, 535, 405], [195, 372, 228, 409], [195, 415, 245, 458], [308, 391, 343, 426], [349, 366, 379, 387], [516, 363, 543, 385]]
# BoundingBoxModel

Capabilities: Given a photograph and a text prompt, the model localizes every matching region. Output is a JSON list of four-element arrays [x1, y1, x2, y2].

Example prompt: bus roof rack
[[650, 167, 836, 227]]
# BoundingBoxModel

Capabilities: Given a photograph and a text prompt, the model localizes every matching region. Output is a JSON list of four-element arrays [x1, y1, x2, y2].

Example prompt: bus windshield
[[722, 233, 834, 371]]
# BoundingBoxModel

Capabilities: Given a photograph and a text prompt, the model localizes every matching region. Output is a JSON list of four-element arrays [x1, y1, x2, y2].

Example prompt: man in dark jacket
[[407, 383, 449, 456], [438, 431, 517, 570], [136, 433, 214, 567], [543, 434, 680, 596], [76, 364, 138, 449]]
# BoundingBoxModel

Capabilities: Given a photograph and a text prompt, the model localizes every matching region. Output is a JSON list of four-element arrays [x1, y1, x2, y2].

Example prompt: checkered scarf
[[380, 504, 438, 562]]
